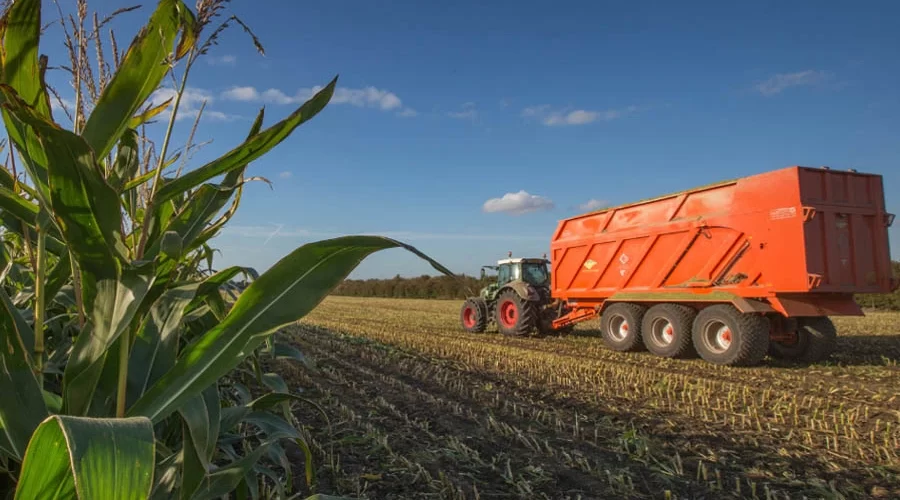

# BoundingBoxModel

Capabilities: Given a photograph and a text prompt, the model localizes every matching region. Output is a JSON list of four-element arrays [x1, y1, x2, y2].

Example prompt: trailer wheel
[[798, 317, 837, 363], [692, 305, 769, 366], [641, 304, 697, 358], [769, 316, 837, 363], [460, 298, 488, 333], [600, 303, 647, 352], [495, 290, 537, 336]]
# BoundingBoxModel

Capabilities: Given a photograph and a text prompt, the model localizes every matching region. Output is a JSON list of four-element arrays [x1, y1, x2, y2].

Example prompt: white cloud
[[221, 84, 410, 114], [524, 105, 638, 126], [483, 190, 555, 215], [447, 102, 477, 120], [261, 88, 295, 105], [278, 171, 292, 179], [206, 54, 236, 66], [579, 199, 607, 211], [150, 87, 238, 122], [754, 70, 830, 96], [221, 86, 258, 101]]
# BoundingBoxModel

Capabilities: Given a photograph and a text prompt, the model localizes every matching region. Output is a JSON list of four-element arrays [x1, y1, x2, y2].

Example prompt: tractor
[[459, 254, 572, 336]]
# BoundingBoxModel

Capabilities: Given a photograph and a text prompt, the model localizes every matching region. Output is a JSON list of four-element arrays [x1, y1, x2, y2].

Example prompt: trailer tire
[[495, 290, 537, 336], [641, 304, 697, 359], [692, 305, 769, 366], [600, 302, 647, 352], [460, 297, 488, 333], [797, 316, 837, 363], [768, 316, 837, 363]]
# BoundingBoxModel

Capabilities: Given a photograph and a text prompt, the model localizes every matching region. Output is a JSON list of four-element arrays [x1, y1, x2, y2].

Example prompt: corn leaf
[[0, 90, 130, 311], [0, 185, 38, 226], [0, 287, 46, 460], [14, 415, 155, 500], [63, 269, 154, 416], [108, 128, 141, 192], [81, 0, 197, 160], [0, 0, 51, 202], [146, 109, 266, 258], [178, 385, 220, 498], [129, 97, 173, 129], [188, 441, 273, 500], [153, 78, 337, 205], [128, 235, 452, 423]]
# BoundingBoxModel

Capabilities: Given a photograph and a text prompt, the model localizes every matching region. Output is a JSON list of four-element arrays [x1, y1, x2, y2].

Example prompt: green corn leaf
[[0, 89, 130, 312], [14, 415, 155, 500], [153, 78, 337, 206], [188, 441, 273, 500], [268, 341, 314, 368], [0, 185, 38, 226], [127, 266, 246, 407], [178, 384, 220, 498], [129, 97, 173, 129], [146, 110, 266, 259], [63, 269, 154, 416], [43, 250, 72, 309], [128, 235, 453, 424], [81, 0, 197, 160], [0, 287, 47, 460], [121, 154, 181, 193], [108, 128, 141, 192], [0, 0, 52, 203], [261, 373, 288, 394], [0, 166, 15, 189]]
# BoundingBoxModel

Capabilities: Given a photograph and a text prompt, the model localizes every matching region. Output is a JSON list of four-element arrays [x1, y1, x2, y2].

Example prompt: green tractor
[[460, 254, 571, 336]]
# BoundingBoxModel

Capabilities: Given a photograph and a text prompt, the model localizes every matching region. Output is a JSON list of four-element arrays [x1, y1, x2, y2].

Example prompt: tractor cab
[[494, 258, 550, 287], [479, 254, 550, 289]]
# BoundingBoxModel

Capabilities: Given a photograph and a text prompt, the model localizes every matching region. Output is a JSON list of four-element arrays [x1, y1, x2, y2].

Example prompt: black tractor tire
[[641, 303, 697, 359], [495, 290, 538, 336], [692, 304, 769, 367], [600, 302, 647, 352], [460, 297, 488, 333]]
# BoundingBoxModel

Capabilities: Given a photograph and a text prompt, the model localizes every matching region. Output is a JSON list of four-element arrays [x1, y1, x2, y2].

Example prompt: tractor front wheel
[[495, 290, 538, 336], [460, 297, 488, 333]]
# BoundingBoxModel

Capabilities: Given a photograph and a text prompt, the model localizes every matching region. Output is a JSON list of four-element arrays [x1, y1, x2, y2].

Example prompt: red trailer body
[[547, 166, 895, 365]]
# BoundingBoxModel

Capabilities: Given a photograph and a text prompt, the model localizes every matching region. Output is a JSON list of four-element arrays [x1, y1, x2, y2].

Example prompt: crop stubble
[[279, 297, 900, 499]]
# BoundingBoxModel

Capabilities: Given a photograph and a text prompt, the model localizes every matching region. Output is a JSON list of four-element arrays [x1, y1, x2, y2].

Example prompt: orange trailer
[[549, 165, 897, 366]]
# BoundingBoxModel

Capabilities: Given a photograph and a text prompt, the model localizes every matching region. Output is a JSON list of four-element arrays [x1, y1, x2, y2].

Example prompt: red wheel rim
[[499, 300, 518, 328], [463, 306, 476, 327]]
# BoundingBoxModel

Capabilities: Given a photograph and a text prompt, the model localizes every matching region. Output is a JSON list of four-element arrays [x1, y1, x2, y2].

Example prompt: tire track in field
[[289, 324, 897, 500], [304, 306, 900, 431], [289, 329, 639, 499], [289, 321, 900, 499]]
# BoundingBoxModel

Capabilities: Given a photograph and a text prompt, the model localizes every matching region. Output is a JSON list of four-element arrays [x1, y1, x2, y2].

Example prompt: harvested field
[[280, 296, 900, 499]]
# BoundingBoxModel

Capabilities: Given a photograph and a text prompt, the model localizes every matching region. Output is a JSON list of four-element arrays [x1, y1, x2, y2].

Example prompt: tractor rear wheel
[[692, 304, 769, 366], [600, 302, 647, 352], [641, 303, 697, 358], [460, 297, 488, 333], [495, 290, 538, 336]]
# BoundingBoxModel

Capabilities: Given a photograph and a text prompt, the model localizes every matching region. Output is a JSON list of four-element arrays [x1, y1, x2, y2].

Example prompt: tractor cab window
[[497, 264, 512, 285], [522, 262, 549, 286]]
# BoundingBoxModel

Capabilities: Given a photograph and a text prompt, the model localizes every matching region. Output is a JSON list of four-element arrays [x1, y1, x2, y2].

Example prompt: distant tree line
[[331, 261, 900, 311], [332, 274, 486, 300], [854, 260, 900, 310]]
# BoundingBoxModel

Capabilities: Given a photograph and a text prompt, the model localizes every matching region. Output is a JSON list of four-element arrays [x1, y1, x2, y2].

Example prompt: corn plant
[[0, 0, 452, 498]]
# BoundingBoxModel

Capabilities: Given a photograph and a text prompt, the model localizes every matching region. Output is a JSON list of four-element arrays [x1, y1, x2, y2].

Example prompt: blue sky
[[33, 1, 900, 278]]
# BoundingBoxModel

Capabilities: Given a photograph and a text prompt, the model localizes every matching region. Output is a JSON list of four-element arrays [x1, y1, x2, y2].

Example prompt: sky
[[25, 0, 900, 279]]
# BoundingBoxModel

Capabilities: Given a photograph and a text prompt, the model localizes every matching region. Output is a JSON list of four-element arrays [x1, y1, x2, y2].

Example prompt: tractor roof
[[496, 257, 548, 265]]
